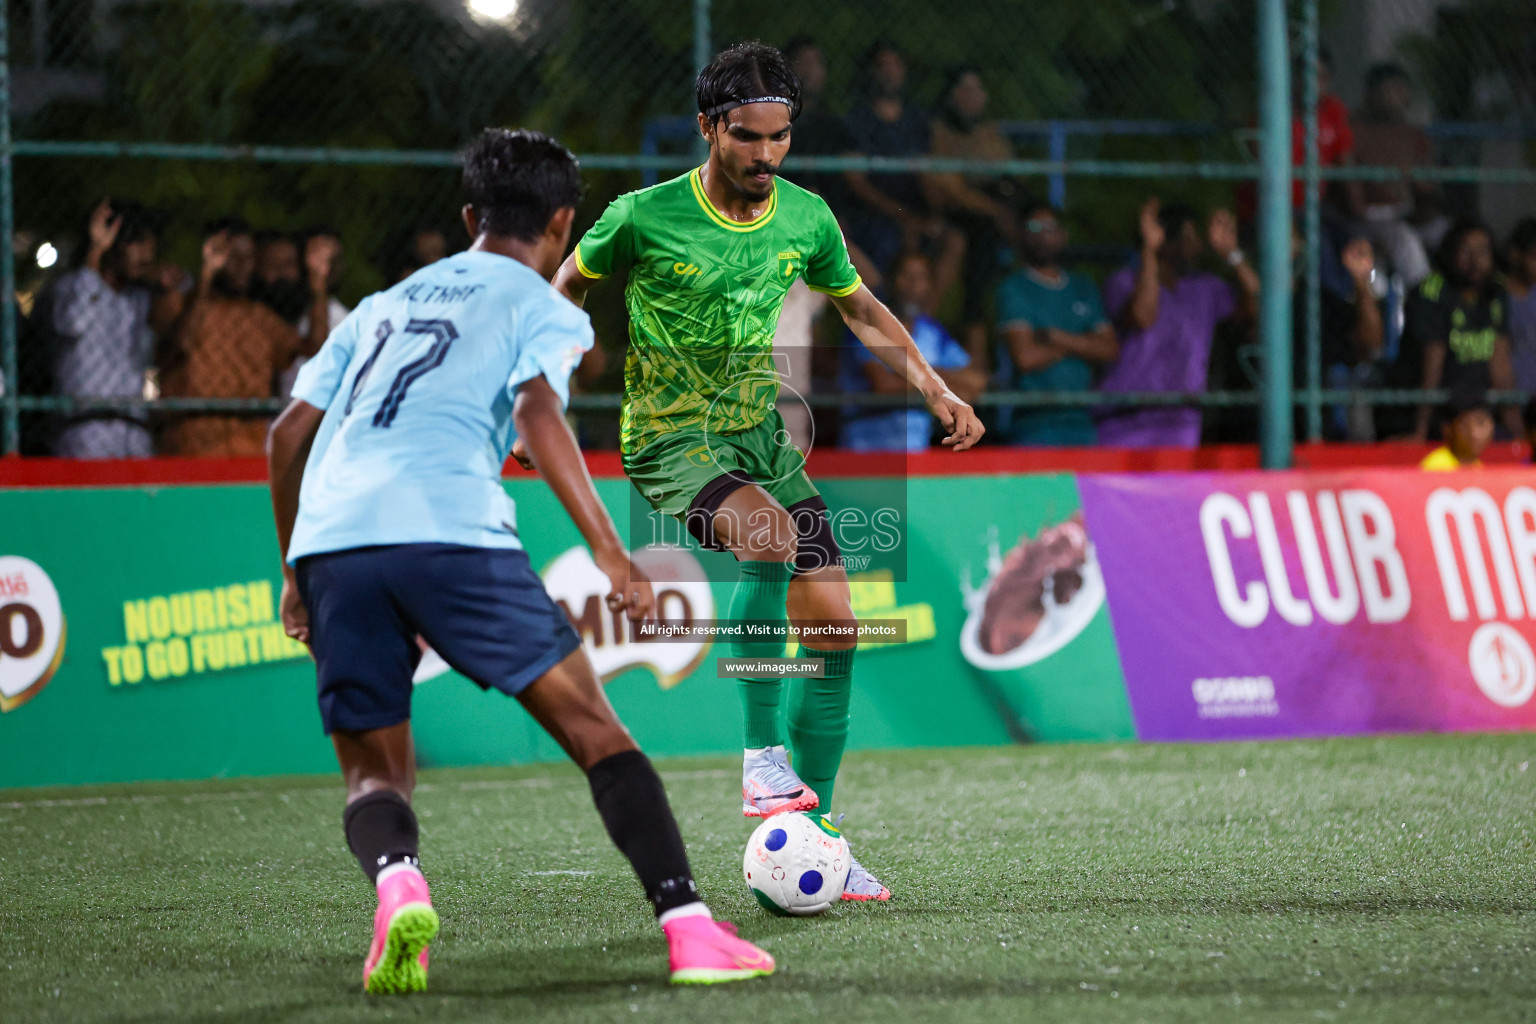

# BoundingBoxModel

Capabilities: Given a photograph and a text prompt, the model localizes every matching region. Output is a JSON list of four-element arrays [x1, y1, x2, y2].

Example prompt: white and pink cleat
[[362, 865, 439, 994]]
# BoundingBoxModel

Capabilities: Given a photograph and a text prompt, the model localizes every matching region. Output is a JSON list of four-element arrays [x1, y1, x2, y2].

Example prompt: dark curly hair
[[461, 128, 584, 242], [696, 41, 802, 128]]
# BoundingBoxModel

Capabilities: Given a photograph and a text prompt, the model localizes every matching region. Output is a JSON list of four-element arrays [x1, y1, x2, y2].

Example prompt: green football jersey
[[574, 167, 861, 454]]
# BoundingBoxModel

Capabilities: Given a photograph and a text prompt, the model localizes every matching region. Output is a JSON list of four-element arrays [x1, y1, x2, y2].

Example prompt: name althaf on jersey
[[284, 250, 593, 562]]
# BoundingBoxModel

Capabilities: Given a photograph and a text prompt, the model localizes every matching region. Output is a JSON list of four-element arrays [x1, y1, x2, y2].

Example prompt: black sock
[[342, 789, 421, 883], [587, 749, 699, 917]]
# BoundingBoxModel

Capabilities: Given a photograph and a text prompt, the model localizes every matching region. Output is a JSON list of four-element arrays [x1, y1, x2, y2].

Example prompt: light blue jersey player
[[285, 250, 591, 561], [266, 129, 777, 995]]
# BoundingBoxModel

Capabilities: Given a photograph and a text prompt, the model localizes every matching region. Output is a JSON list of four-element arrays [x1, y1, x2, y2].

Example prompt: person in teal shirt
[[995, 202, 1119, 445]]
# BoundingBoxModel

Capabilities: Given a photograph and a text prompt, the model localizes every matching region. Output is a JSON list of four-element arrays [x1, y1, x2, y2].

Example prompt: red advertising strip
[[4, 442, 1528, 489]]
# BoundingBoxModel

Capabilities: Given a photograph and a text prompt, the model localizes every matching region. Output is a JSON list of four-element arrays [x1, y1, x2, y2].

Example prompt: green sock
[[788, 645, 854, 817], [730, 560, 794, 749]]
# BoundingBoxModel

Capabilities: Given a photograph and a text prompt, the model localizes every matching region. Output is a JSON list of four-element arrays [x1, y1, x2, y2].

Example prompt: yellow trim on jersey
[[573, 244, 606, 279], [688, 167, 777, 232], [807, 275, 863, 298]]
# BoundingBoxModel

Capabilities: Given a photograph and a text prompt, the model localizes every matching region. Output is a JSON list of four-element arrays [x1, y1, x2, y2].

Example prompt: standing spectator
[[928, 67, 1019, 359], [995, 203, 1117, 447], [838, 252, 983, 451], [389, 225, 452, 283], [1292, 232, 1384, 440], [1402, 220, 1519, 442], [1295, 46, 1355, 214], [1097, 199, 1259, 448], [782, 36, 847, 205], [1504, 218, 1536, 392], [1420, 390, 1493, 470], [841, 42, 962, 302], [251, 232, 310, 325], [42, 198, 182, 458], [1351, 63, 1436, 287], [161, 219, 333, 457], [271, 228, 350, 399]]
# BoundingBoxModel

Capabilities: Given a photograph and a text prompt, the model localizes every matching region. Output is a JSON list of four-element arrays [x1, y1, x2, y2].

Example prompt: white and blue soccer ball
[[743, 811, 850, 916]]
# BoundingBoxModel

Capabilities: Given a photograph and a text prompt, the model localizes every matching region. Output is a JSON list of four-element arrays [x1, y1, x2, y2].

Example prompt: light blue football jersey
[[286, 250, 593, 563]]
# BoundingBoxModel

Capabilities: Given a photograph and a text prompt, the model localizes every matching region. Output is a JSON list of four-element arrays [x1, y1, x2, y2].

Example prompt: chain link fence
[[2, 0, 1534, 457]]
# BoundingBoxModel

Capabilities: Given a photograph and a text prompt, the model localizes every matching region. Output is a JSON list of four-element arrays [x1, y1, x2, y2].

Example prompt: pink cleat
[[362, 867, 439, 994], [664, 915, 775, 985]]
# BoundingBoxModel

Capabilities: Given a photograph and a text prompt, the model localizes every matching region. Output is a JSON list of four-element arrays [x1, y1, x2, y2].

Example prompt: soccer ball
[[742, 811, 850, 916]]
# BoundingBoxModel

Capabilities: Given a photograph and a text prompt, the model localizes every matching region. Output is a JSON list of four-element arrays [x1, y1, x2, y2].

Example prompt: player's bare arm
[[831, 284, 985, 451], [266, 397, 326, 643], [553, 253, 600, 308], [513, 373, 654, 619]]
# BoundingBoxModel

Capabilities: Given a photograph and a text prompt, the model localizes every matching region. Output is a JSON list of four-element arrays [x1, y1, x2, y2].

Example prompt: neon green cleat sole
[[364, 904, 439, 994], [670, 966, 775, 985]]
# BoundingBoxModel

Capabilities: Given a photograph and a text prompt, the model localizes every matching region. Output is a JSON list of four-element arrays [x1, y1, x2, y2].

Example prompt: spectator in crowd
[[1238, 46, 1354, 226], [392, 225, 451, 282], [841, 41, 963, 302], [251, 232, 310, 325], [1297, 46, 1355, 215], [995, 202, 1117, 447], [928, 66, 1019, 359], [1294, 230, 1384, 440], [782, 35, 848, 204], [1420, 389, 1493, 470], [161, 218, 333, 457], [838, 251, 983, 451], [42, 197, 183, 458], [1350, 62, 1436, 287], [273, 228, 350, 399], [1096, 198, 1259, 448], [1402, 220, 1518, 442], [1504, 218, 1536, 392]]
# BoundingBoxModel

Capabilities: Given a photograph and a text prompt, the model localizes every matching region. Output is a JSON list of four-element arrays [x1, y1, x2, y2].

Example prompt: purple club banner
[[1080, 470, 1536, 742]]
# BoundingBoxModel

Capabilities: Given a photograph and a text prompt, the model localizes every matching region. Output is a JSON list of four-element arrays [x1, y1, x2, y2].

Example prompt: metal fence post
[[0, 0, 16, 457], [1257, 0, 1293, 469], [692, 0, 710, 162], [1302, 0, 1322, 442]]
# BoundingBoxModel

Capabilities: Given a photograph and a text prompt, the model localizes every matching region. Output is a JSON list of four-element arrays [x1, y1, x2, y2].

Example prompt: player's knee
[[789, 499, 841, 575], [734, 506, 798, 564], [571, 722, 639, 772]]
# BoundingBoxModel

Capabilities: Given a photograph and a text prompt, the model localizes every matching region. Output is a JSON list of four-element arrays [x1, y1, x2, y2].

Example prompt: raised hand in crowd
[[1208, 208, 1259, 321], [84, 197, 122, 274], [302, 233, 344, 352]]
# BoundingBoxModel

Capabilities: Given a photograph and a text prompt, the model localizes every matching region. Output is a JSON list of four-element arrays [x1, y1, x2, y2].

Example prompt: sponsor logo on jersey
[[672, 262, 703, 276], [0, 556, 66, 713]]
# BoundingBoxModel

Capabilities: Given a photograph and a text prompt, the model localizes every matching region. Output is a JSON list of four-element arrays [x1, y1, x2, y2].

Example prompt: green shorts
[[622, 410, 820, 543]]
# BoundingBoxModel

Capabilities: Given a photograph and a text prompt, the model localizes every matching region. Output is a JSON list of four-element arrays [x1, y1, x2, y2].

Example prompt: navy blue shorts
[[295, 543, 583, 735]]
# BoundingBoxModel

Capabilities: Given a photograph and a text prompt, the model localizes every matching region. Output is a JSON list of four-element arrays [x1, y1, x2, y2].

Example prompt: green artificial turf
[[2, 734, 1533, 1023]]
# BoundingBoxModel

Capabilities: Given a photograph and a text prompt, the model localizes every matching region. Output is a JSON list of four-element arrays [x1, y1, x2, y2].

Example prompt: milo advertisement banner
[[0, 474, 1130, 789], [1080, 469, 1536, 741], [11, 465, 1525, 789]]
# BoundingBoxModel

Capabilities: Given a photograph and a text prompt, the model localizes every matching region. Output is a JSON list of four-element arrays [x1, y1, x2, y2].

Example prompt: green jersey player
[[550, 42, 984, 902]]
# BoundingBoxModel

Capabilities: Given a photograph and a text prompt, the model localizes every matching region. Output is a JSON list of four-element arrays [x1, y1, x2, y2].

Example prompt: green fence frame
[[2, 0, 1535, 463]]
